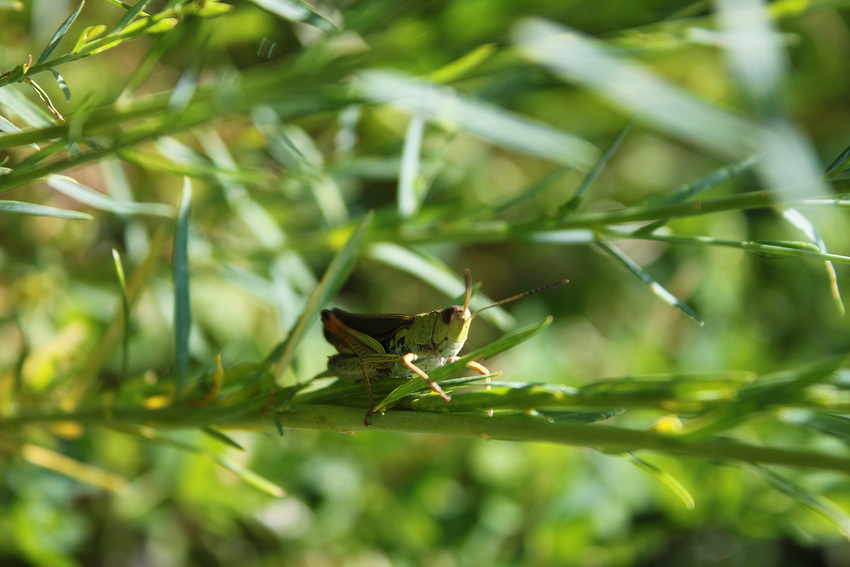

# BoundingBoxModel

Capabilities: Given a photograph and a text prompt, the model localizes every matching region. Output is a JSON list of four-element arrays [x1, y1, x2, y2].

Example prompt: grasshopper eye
[[442, 306, 463, 325]]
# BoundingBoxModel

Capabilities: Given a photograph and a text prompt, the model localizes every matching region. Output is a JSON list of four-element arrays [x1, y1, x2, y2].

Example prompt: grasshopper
[[321, 270, 568, 425]]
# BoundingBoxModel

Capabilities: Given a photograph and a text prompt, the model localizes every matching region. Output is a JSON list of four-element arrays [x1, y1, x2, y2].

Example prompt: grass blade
[[398, 114, 426, 219], [623, 453, 695, 510], [0, 200, 91, 219], [265, 212, 373, 374], [47, 174, 174, 216], [112, 249, 130, 383], [174, 178, 192, 395], [359, 70, 600, 170], [35, 1, 85, 65], [562, 117, 634, 213], [513, 18, 754, 158], [596, 240, 703, 325]]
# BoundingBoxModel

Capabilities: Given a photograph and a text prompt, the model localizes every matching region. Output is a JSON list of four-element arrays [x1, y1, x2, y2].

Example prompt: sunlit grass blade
[[596, 240, 704, 325], [265, 212, 373, 374], [0, 200, 91, 219], [754, 465, 850, 538], [427, 43, 496, 84], [562, 117, 634, 213], [374, 316, 553, 413], [112, 249, 130, 383], [35, 0, 85, 65], [248, 0, 341, 32], [0, 82, 57, 127], [111, 425, 285, 496], [365, 242, 513, 329], [174, 178, 192, 395], [21, 442, 128, 493], [513, 18, 754, 158], [782, 208, 844, 316], [398, 114, 426, 219], [359, 70, 600, 170], [47, 174, 174, 216], [623, 453, 695, 510], [631, 232, 850, 265]]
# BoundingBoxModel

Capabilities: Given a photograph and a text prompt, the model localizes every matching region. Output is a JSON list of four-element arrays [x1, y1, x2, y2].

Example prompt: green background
[[3, 0, 850, 565]]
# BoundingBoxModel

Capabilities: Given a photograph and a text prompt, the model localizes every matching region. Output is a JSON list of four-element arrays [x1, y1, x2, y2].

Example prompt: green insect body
[[321, 270, 568, 425]]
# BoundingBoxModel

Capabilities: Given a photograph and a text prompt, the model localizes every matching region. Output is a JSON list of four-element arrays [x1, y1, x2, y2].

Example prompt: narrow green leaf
[[359, 70, 600, 170], [111, 0, 152, 33], [755, 465, 850, 537], [265, 213, 373, 373], [623, 453, 695, 510], [562, 117, 634, 213], [174, 178, 192, 395], [428, 43, 497, 84], [72, 25, 107, 53], [35, 0, 85, 65], [825, 142, 850, 179], [112, 249, 130, 384], [201, 427, 245, 450], [0, 200, 91, 219], [398, 114, 426, 219], [50, 69, 71, 102], [0, 114, 38, 150], [47, 174, 174, 216], [596, 240, 704, 325], [646, 155, 758, 206]]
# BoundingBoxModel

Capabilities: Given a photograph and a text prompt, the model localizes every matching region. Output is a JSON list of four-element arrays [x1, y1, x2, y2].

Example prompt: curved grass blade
[[623, 453, 695, 510], [427, 43, 496, 84], [0, 83, 57, 128], [47, 174, 174, 216], [374, 315, 553, 413], [596, 239, 703, 325], [0, 200, 91, 219], [265, 212, 373, 373], [782, 208, 844, 316], [174, 178, 192, 395], [35, 0, 85, 65]]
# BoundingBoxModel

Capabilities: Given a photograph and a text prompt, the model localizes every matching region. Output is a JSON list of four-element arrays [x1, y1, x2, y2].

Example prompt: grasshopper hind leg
[[401, 353, 451, 402]]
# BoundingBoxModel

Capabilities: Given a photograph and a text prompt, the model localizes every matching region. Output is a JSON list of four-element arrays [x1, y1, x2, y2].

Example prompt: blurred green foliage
[[3, 0, 850, 565]]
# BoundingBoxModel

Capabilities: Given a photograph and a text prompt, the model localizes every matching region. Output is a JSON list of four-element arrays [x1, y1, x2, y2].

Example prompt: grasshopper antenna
[[463, 269, 473, 313], [473, 278, 569, 316]]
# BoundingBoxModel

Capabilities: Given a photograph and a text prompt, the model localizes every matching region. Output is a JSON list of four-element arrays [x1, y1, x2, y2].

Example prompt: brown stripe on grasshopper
[[321, 270, 568, 425]]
